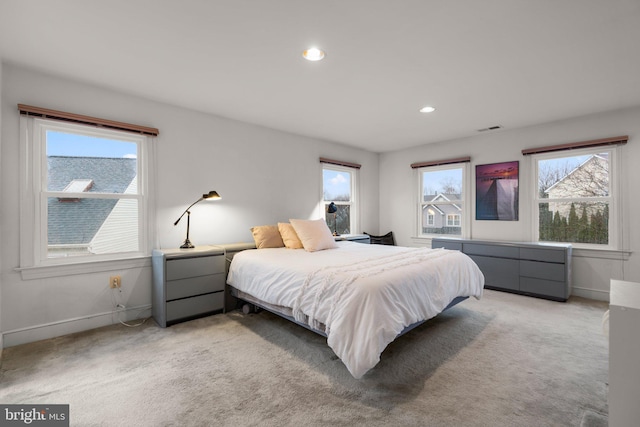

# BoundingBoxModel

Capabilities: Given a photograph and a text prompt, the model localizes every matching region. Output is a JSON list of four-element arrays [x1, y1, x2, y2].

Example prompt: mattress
[[227, 241, 484, 378]]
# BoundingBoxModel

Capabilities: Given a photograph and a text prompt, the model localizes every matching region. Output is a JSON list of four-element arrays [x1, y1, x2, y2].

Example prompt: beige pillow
[[278, 222, 303, 249], [250, 225, 284, 249], [289, 218, 337, 252]]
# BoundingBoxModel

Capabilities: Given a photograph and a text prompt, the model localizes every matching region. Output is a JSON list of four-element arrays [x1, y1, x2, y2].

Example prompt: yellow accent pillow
[[278, 222, 303, 249], [289, 218, 338, 252], [250, 225, 284, 249]]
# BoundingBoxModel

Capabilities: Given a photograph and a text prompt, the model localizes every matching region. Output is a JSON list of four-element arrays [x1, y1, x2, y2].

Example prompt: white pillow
[[289, 218, 338, 252]]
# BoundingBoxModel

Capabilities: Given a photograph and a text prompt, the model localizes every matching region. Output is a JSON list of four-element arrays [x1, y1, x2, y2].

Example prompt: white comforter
[[227, 241, 484, 379]]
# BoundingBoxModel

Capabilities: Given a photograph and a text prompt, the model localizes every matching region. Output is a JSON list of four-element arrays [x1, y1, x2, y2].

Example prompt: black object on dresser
[[432, 238, 572, 301]]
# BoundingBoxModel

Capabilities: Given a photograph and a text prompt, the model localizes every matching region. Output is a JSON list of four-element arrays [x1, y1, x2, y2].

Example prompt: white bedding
[[227, 241, 484, 378]]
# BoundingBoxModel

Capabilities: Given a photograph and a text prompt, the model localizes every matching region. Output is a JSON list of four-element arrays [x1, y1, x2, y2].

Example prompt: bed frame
[[228, 285, 468, 339], [223, 241, 469, 339]]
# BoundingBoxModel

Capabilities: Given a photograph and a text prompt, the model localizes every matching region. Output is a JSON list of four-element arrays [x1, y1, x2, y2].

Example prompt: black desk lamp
[[327, 202, 339, 236], [174, 190, 221, 249]]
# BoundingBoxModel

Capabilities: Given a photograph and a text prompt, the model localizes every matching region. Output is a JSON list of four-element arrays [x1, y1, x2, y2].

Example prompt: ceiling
[[2, 1, 640, 153]]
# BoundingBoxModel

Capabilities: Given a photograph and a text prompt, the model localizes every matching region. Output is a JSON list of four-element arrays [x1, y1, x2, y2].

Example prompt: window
[[532, 146, 618, 248], [322, 164, 358, 234], [20, 117, 153, 266], [426, 212, 435, 226], [446, 214, 461, 227], [417, 162, 469, 237]]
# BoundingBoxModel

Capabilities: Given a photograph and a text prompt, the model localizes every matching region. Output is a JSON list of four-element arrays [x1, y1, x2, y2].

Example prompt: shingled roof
[[47, 156, 137, 246]]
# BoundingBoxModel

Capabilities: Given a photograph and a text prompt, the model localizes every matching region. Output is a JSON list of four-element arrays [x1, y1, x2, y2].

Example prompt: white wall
[[0, 61, 3, 352], [0, 63, 379, 346], [380, 107, 640, 300]]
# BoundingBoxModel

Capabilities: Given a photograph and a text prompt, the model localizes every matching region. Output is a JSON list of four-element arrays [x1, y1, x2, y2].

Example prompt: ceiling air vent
[[477, 125, 503, 132]]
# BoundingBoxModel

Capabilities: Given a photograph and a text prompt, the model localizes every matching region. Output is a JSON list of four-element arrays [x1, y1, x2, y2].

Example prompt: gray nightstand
[[152, 246, 226, 327]]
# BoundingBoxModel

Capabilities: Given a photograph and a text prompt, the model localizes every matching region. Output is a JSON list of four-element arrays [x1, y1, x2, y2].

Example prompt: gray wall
[[0, 63, 379, 346], [380, 106, 640, 300]]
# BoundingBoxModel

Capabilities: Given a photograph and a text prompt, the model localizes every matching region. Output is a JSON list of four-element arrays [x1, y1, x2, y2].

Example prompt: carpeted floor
[[0, 290, 609, 426]]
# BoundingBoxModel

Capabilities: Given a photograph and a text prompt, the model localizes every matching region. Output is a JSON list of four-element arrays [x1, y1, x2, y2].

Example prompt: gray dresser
[[152, 246, 226, 327], [432, 238, 572, 301]]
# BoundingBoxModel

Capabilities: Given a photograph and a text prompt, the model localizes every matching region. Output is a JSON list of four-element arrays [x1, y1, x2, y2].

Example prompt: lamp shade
[[203, 190, 221, 200], [327, 202, 337, 214]]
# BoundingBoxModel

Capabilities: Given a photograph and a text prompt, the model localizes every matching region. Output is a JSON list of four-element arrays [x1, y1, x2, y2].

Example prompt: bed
[[227, 239, 484, 379]]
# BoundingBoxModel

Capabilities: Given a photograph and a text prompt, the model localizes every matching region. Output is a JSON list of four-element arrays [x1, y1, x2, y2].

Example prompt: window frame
[[19, 117, 154, 269], [416, 162, 470, 238], [530, 145, 620, 250], [321, 163, 359, 234]]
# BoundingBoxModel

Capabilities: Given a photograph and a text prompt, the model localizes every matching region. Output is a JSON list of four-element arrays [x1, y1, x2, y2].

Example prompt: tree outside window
[[535, 149, 613, 246]]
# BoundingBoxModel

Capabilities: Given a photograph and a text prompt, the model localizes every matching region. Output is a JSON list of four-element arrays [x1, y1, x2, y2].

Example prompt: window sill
[[16, 256, 151, 280], [571, 247, 631, 261]]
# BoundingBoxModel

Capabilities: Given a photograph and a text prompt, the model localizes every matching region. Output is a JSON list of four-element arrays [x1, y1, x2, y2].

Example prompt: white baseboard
[[2, 304, 152, 348], [572, 286, 610, 302]]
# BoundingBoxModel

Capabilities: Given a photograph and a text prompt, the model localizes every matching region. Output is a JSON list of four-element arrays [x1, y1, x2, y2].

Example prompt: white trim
[[571, 286, 609, 302], [321, 164, 359, 233], [16, 256, 151, 280], [2, 303, 152, 348], [19, 116, 155, 268], [416, 162, 470, 238], [531, 145, 621, 250]]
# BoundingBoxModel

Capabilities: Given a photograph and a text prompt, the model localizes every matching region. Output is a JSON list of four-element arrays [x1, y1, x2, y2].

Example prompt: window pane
[[422, 169, 462, 202], [323, 169, 351, 201], [325, 203, 350, 235], [421, 166, 464, 236], [48, 197, 139, 257], [538, 201, 608, 244], [47, 131, 138, 194], [538, 153, 609, 199]]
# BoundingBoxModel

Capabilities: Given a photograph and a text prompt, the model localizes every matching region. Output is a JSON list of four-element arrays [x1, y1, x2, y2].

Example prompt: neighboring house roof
[[546, 154, 608, 195], [423, 193, 462, 213], [47, 156, 137, 245]]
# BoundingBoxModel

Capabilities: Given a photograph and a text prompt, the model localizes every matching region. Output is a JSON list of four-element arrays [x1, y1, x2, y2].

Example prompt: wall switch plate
[[110, 275, 122, 288]]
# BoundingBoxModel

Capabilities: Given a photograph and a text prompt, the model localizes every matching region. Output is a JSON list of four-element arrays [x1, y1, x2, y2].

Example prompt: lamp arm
[[173, 196, 204, 226]]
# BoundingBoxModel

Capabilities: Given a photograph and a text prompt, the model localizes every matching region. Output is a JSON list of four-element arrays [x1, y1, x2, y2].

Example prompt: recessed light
[[303, 47, 325, 61], [419, 106, 436, 113]]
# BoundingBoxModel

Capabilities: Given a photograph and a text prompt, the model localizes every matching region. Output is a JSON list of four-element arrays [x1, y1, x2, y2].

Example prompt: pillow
[[289, 218, 338, 252], [250, 225, 284, 249], [278, 222, 304, 249]]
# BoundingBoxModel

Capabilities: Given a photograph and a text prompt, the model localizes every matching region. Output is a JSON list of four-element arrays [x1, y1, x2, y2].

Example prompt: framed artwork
[[476, 161, 519, 221]]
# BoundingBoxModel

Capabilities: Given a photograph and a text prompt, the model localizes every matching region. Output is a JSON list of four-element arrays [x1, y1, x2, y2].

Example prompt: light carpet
[[0, 290, 609, 426]]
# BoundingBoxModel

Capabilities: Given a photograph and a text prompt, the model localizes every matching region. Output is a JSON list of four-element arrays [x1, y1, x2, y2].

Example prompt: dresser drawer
[[166, 292, 224, 322], [520, 277, 567, 300], [432, 239, 462, 251], [166, 273, 225, 300], [166, 255, 225, 281], [464, 243, 519, 259], [520, 247, 565, 263], [520, 260, 565, 281], [469, 255, 519, 291]]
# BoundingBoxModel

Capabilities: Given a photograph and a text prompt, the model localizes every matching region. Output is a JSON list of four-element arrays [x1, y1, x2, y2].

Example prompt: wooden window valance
[[410, 156, 471, 169], [18, 104, 159, 136], [320, 157, 361, 169], [522, 135, 628, 156]]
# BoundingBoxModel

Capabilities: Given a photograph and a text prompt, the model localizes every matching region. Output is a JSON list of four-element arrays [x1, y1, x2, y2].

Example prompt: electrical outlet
[[109, 275, 122, 288]]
